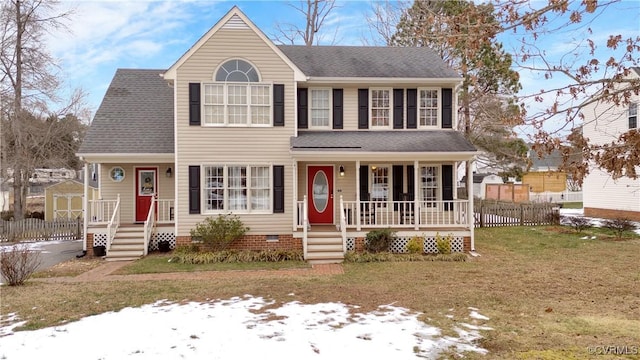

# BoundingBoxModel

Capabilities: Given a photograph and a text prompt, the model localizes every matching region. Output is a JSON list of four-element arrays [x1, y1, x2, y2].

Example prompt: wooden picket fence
[[0, 218, 83, 242], [474, 200, 560, 228]]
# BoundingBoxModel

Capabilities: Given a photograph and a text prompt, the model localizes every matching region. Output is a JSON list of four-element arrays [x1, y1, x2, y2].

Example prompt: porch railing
[[89, 199, 119, 224], [88, 198, 174, 225], [297, 199, 470, 230], [339, 195, 347, 253], [157, 199, 174, 223], [143, 196, 156, 256], [106, 194, 121, 252], [302, 195, 308, 260]]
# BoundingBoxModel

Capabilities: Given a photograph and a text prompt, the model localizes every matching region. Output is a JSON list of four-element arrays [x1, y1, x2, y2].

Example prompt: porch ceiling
[[290, 130, 478, 161]]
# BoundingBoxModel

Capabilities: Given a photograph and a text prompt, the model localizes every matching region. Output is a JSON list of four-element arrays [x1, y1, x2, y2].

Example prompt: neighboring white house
[[582, 67, 640, 221]]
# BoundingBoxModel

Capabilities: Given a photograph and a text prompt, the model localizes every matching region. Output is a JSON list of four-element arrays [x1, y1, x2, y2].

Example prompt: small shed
[[44, 180, 97, 221], [462, 173, 504, 199]]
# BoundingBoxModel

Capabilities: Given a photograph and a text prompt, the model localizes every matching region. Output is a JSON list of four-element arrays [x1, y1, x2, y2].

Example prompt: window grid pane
[[250, 166, 270, 210], [420, 166, 438, 207], [630, 103, 638, 129], [310, 89, 330, 127], [419, 90, 438, 127], [204, 166, 224, 210], [228, 166, 247, 210], [371, 90, 390, 127], [203, 85, 224, 125], [371, 167, 389, 202]]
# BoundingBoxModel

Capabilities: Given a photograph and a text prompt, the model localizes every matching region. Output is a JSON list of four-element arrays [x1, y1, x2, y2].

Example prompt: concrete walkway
[[39, 261, 344, 283]]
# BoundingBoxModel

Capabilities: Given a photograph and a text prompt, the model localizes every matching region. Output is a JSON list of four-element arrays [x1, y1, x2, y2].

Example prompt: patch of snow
[[469, 310, 490, 321], [0, 296, 491, 359]]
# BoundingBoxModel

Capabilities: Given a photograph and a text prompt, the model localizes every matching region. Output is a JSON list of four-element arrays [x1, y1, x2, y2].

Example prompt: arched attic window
[[200, 59, 283, 127], [215, 59, 260, 82]]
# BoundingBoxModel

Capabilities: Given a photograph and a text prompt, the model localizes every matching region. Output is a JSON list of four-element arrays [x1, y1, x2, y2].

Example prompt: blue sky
[[45, 0, 639, 124]]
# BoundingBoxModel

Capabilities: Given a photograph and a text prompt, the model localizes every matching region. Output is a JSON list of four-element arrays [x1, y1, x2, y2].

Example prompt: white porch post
[[82, 162, 89, 252], [467, 159, 475, 251], [414, 160, 419, 230], [356, 160, 361, 231], [292, 160, 297, 231]]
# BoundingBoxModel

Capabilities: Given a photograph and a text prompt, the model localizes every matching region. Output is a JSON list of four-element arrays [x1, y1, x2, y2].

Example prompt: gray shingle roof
[[291, 131, 476, 152], [78, 69, 173, 154], [278, 45, 460, 79]]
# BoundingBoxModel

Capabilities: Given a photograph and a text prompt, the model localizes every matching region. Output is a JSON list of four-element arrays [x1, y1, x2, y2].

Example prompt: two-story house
[[582, 67, 640, 221], [77, 7, 478, 263]]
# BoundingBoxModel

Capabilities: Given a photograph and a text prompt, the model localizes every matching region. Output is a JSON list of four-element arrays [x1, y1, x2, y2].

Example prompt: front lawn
[[3, 225, 639, 359]]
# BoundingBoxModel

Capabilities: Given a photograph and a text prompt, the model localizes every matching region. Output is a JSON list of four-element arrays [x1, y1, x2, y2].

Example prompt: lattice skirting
[[93, 233, 107, 247], [149, 232, 176, 251], [357, 235, 464, 254], [346, 237, 356, 251], [91, 232, 176, 251]]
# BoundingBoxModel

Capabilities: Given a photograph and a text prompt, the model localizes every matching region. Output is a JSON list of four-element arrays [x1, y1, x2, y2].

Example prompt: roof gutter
[[303, 77, 463, 85]]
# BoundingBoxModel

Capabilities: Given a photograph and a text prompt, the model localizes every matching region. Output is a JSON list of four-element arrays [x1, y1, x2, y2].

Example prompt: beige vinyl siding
[[582, 71, 640, 212], [99, 163, 175, 223], [175, 27, 296, 236]]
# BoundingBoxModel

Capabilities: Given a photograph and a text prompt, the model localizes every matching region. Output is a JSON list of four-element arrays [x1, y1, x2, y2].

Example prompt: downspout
[[467, 158, 475, 251], [78, 160, 89, 257]]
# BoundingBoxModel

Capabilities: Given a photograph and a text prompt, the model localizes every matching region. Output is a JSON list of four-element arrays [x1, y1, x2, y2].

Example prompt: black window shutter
[[273, 84, 285, 126], [188, 166, 201, 214], [392, 165, 403, 210], [332, 89, 343, 129], [189, 83, 201, 126], [442, 164, 453, 211], [297, 88, 308, 129], [359, 165, 369, 201], [442, 88, 453, 129], [393, 89, 404, 129], [406, 88, 417, 129], [407, 165, 415, 199], [273, 165, 285, 213], [358, 89, 369, 129]]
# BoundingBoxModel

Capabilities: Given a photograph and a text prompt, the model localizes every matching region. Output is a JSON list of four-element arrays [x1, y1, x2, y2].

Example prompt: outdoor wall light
[[166, 167, 172, 178], [339, 165, 345, 177]]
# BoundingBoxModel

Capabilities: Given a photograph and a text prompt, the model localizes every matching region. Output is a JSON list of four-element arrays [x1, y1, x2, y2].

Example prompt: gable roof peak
[[163, 6, 304, 81]]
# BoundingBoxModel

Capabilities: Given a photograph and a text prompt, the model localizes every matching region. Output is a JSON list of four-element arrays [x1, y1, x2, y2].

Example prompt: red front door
[[135, 168, 157, 222], [307, 165, 334, 224]]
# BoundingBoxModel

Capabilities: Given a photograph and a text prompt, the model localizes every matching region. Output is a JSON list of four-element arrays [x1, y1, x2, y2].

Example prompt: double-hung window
[[203, 59, 271, 126], [629, 102, 638, 129], [419, 88, 439, 127], [371, 166, 390, 204], [309, 88, 331, 128], [370, 89, 391, 128], [203, 165, 271, 213], [420, 166, 438, 207]]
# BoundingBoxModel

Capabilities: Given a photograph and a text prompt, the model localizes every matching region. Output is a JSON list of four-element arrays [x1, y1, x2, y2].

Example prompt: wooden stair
[[306, 230, 344, 264], [106, 225, 146, 261]]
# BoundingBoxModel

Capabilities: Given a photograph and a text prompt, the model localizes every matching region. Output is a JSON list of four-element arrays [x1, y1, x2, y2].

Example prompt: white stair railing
[[339, 195, 347, 254], [143, 195, 156, 256], [106, 194, 121, 252], [302, 195, 308, 260]]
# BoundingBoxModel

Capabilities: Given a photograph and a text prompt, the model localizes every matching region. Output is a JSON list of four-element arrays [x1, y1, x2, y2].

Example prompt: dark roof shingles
[[291, 131, 476, 152], [278, 45, 459, 79], [78, 69, 173, 154]]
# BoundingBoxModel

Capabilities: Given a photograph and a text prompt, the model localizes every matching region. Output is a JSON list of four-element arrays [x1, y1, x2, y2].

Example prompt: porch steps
[[106, 225, 146, 261], [306, 232, 344, 264]]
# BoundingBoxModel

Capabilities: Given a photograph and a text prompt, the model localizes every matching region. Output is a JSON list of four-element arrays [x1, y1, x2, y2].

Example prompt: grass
[[112, 253, 310, 274], [3, 226, 640, 359], [560, 202, 583, 209]]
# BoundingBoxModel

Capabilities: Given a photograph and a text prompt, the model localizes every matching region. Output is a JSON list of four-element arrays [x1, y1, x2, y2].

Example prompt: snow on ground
[[559, 208, 640, 235], [0, 295, 491, 359], [0, 238, 82, 253]]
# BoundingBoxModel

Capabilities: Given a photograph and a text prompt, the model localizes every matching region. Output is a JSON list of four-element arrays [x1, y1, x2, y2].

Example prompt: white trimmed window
[[420, 166, 439, 207], [203, 165, 271, 213], [370, 89, 391, 128], [419, 88, 439, 127], [309, 88, 331, 128], [203, 59, 271, 126], [371, 166, 390, 203], [629, 102, 637, 129]]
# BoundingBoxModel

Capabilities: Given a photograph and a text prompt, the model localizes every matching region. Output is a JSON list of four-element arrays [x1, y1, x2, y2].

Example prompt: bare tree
[[0, 0, 83, 220], [363, 0, 407, 46], [272, 0, 339, 46]]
